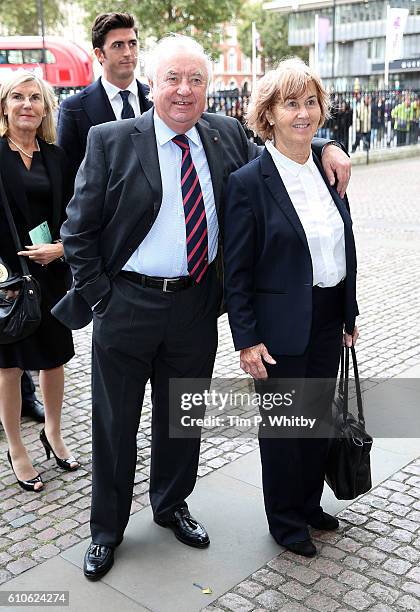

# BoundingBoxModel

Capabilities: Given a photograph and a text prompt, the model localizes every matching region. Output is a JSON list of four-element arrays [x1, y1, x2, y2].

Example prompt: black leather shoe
[[308, 512, 339, 531], [154, 507, 210, 548], [21, 399, 45, 423], [285, 539, 317, 557], [83, 542, 115, 580]]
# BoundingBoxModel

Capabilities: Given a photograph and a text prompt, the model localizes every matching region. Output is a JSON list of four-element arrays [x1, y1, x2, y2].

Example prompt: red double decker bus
[[0, 36, 93, 90]]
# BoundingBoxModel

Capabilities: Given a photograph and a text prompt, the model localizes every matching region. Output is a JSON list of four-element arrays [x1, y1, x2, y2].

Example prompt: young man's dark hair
[[91, 13, 138, 50]]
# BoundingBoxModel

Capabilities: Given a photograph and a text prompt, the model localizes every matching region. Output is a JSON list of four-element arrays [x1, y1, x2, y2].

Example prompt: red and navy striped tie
[[172, 134, 209, 283]]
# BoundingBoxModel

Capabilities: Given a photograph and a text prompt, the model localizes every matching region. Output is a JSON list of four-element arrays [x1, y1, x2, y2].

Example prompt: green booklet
[[29, 221, 52, 245]]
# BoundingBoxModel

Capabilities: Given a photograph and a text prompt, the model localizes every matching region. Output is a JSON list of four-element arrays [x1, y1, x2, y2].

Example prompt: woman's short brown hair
[[246, 57, 330, 142], [0, 72, 57, 143]]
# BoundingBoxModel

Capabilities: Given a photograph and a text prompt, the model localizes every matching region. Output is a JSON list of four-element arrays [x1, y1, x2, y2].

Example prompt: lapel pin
[[213, 136, 219, 143]]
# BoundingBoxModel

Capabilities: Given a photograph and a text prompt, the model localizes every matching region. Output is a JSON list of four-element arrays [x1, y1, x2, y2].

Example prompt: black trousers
[[255, 284, 344, 546], [90, 268, 220, 546], [21, 371, 36, 402]]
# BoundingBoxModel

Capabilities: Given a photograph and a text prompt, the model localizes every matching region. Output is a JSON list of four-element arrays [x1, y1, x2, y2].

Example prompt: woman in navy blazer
[[224, 58, 359, 558]]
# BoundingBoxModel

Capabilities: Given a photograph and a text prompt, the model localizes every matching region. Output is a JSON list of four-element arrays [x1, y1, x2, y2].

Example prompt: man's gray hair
[[145, 34, 213, 85]]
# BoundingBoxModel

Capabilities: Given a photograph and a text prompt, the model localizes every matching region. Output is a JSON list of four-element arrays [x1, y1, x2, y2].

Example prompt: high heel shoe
[[40, 428, 79, 471], [7, 451, 43, 492]]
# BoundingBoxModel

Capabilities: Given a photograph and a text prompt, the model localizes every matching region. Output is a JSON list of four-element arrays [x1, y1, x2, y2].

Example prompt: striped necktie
[[172, 134, 209, 283], [119, 90, 135, 119]]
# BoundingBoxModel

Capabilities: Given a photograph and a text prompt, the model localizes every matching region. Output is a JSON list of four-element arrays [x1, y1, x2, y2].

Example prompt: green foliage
[[0, 0, 61, 35], [77, 0, 242, 57], [237, 1, 308, 69]]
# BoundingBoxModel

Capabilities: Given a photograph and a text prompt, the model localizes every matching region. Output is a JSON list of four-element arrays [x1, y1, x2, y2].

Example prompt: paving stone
[[9, 538, 39, 555], [340, 570, 370, 590], [313, 577, 348, 598], [319, 545, 347, 561], [366, 567, 401, 588], [396, 594, 420, 611], [286, 566, 321, 585], [374, 537, 400, 552], [9, 513, 37, 528], [391, 518, 419, 533], [6, 557, 37, 575], [255, 589, 287, 610], [309, 557, 342, 576], [357, 547, 387, 563], [251, 569, 286, 587], [32, 543, 61, 560], [342, 589, 375, 610], [407, 568, 420, 583], [267, 557, 296, 574], [346, 527, 376, 544], [383, 557, 412, 575], [336, 537, 363, 553], [366, 583, 400, 604], [395, 545, 420, 563], [342, 555, 369, 571], [235, 580, 265, 598], [364, 520, 393, 535], [305, 592, 340, 611], [392, 529, 415, 544], [0, 570, 13, 585], [388, 492, 416, 506], [402, 582, 420, 599], [217, 592, 254, 612], [278, 604, 309, 612], [278, 580, 311, 601], [337, 510, 368, 525]]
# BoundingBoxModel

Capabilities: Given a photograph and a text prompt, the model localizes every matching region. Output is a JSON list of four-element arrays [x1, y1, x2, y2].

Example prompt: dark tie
[[172, 135, 208, 283], [119, 90, 135, 119]]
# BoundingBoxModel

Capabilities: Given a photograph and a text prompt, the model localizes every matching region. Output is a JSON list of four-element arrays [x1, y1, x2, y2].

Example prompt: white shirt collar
[[153, 112, 200, 148], [266, 140, 316, 177], [101, 76, 138, 101]]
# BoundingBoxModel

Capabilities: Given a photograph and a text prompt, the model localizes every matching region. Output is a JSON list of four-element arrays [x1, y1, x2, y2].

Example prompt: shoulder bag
[[0, 173, 42, 344]]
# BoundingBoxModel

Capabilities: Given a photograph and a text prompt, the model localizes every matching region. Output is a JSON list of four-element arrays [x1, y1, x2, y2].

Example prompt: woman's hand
[[322, 144, 351, 198], [17, 243, 64, 266], [343, 325, 359, 347], [240, 343, 277, 380]]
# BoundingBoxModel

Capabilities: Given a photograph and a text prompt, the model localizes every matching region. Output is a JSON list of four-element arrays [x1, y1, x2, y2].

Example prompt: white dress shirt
[[266, 141, 346, 288], [101, 76, 141, 119], [123, 112, 218, 277]]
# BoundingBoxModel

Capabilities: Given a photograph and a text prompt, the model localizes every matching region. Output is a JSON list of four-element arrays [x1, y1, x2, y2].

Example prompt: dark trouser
[[255, 284, 344, 546], [21, 371, 36, 402], [90, 268, 220, 546]]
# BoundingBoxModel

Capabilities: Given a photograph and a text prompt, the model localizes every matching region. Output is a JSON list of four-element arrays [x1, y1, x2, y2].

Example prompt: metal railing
[[206, 90, 420, 153]]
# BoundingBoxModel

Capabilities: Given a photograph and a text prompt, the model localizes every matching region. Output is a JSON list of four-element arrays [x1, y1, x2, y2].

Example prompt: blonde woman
[[0, 73, 78, 492]]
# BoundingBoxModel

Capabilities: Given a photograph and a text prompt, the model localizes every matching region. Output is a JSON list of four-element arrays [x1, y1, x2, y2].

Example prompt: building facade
[[264, 0, 420, 89], [211, 23, 263, 93]]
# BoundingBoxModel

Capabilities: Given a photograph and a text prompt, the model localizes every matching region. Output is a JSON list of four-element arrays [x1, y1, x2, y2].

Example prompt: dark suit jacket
[[0, 137, 72, 275], [223, 147, 358, 356], [56, 78, 152, 182], [52, 108, 260, 329]]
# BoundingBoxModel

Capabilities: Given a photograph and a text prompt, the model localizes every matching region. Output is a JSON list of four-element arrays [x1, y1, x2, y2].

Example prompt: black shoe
[[40, 428, 79, 471], [154, 507, 210, 548], [7, 451, 43, 493], [83, 542, 115, 580], [21, 399, 45, 423], [285, 539, 317, 558], [308, 512, 339, 531]]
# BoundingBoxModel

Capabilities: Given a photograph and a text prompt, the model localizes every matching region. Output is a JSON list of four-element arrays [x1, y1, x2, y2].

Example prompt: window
[[228, 50, 236, 72]]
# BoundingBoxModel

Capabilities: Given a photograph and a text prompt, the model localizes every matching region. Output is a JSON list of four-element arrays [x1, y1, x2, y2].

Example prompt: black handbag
[[325, 345, 373, 500], [0, 173, 42, 345]]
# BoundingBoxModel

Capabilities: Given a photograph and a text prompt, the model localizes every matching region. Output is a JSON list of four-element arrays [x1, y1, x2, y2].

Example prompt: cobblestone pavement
[[206, 458, 420, 612], [0, 157, 420, 606]]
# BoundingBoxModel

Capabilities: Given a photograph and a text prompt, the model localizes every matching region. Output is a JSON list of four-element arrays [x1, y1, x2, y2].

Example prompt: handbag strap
[[0, 171, 31, 277], [351, 345, 365, 426], [342, 344, 366, 427]]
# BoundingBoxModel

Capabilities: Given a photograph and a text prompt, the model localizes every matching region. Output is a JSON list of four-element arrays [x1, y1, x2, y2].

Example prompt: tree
[[0, 0, 61, 35], [237, 1, 308, 69], [77, 0, 242, 57]]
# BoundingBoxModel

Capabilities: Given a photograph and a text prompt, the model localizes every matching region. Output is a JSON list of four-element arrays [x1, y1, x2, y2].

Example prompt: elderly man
[[53, 35, 350, 580]]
